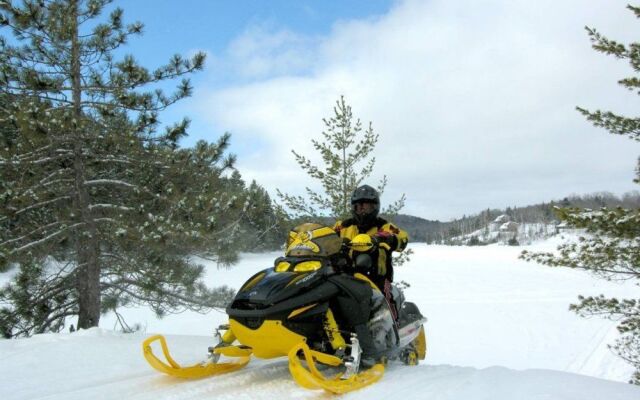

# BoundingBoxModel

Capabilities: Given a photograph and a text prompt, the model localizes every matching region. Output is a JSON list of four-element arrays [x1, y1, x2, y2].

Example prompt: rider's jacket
[[333, 217, 408, 287]]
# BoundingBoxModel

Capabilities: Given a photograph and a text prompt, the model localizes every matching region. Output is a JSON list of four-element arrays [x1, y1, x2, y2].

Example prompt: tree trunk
[[70, 0, 101, 329]]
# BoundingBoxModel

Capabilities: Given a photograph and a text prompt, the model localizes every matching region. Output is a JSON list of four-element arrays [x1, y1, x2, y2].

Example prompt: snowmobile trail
[[565, 322, 611, 373], [30, 359, 300, 400], [135, 360, 316, 400], [30, 372, 156, 400], [2, 329, 640, 400]]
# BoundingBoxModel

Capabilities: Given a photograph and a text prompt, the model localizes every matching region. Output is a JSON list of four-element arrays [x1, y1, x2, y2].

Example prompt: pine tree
[[0, 0, 243, 336], [277, 95, 405, 220], [242, 180, 288, 251], [522, 5, 640, 384], [277, 95, 411, 265]]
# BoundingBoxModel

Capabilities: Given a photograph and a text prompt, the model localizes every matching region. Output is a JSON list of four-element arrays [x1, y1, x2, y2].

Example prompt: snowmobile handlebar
[[347, 234, 391, 252]]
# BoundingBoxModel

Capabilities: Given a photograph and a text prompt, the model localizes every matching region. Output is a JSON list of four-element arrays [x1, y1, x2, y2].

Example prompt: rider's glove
[[370, 235, 381, 248], [374, 231, 398, 250]]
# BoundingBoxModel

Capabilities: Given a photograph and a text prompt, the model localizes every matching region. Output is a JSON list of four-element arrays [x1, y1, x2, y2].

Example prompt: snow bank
[[0, 328, 638, 400]]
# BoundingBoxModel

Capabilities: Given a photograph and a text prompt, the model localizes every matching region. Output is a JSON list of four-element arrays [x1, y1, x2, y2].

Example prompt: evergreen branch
[[102, 278, 226, 311], [0, 87, 73, 105], [41, 178, 75, 188], [0, 144, 53, 163], [13, 196, 72, 217], [577, 107, 640, 140], [0, 153, 72, 166], [0, 221, 63, 248], [585, 27, 628, 58], [10, 222, 83, 255], [83, 178, 136, 189], [88, 203, 134, 212], [8, 304, 76, 337]]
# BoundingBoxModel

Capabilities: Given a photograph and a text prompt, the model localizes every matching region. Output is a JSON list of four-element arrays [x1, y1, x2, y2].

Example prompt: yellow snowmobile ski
[[288, 342, 384, 394], [142, 334, 251, 379]]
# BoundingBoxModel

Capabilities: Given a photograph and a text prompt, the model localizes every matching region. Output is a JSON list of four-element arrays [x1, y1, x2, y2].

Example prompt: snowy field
[[1, 238, 639, 399]]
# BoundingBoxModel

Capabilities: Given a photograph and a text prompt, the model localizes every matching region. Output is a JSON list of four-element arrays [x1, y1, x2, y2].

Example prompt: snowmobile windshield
[[286, 223, 342, 257]]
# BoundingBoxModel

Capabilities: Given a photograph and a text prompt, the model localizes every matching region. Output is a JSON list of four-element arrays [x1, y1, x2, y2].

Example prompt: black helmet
[[351, 184, 380, 227]]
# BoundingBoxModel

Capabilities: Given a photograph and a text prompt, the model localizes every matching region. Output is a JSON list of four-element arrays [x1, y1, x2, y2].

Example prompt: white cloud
[[223, 23, 320, 80], [196, 0, 640, 220]]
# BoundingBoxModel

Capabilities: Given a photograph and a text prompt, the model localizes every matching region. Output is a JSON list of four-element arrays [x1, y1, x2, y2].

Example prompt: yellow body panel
[[214, 345, 252, 357], [288, 303, 318, 319], [405, 351, 418, 366], [415, 325, 427, 360], [229, 319, 306, 359], [323, 308, 347, 350], [221, 328, 236, 344]]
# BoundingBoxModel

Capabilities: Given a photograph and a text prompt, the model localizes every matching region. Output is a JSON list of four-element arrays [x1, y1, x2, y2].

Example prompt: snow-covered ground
[[1, 238, 639, 399]]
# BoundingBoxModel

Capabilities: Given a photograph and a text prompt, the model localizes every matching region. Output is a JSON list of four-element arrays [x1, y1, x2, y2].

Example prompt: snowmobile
[[142, 223, 427, 394]]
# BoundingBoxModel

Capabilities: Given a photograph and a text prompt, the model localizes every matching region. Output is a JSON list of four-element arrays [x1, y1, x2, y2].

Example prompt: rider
[[333, 184, 409, 319], [283, 223, 379, 364]]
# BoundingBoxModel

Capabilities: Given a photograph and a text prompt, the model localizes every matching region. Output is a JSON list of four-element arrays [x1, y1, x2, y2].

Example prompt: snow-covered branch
[[0, 154, 72, 166], [102, 279, 216, 311], [1, 221, 64, 247], [14, 196, 72, 217], [89, 204, 134, 212], [84, 179, 137, 189], [10, 222, 84, 255]]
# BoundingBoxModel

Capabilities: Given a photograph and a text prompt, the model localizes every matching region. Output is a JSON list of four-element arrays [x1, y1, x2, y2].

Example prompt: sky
[[116, 0, 639, 221]]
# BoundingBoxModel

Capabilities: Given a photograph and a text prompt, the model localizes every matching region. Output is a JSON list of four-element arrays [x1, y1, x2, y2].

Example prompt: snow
[[1, 238, 639, 399]]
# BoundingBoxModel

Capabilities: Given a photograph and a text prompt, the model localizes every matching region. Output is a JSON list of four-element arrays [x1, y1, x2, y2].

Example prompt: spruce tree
[[0, 0, 243, 336], [522, 5, 640, 384]]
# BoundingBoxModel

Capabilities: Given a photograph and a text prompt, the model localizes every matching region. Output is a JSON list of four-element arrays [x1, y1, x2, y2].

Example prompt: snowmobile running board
[[288, 342, 384, 394], [142, 335, 251, 379]]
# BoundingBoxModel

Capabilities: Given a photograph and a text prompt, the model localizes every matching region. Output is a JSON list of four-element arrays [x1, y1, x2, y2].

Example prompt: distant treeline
[[390, 191, 640, 244], [259, 191, 640, 248]]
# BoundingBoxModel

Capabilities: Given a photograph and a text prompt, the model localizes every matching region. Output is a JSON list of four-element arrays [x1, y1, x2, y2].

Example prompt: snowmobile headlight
[[275, 259, 322, 273], [275, 261, 291, 272], [293, 260, 322, 272]]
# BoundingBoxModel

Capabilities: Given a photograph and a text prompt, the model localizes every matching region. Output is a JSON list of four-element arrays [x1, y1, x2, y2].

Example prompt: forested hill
[[388, 214, 444, 243], [392, 191, 640, 243]]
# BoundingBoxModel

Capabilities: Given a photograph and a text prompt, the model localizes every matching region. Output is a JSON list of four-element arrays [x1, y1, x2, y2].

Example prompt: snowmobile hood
[[231, 267, 328, 307]]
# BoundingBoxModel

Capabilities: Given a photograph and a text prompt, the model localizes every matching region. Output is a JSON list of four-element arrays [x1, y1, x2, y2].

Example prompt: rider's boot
[[353, 323, 382, 368]]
